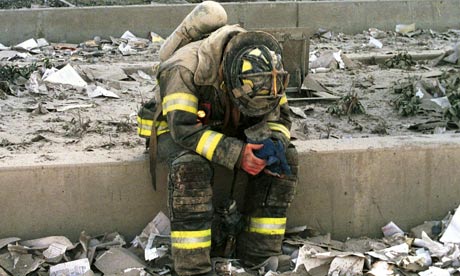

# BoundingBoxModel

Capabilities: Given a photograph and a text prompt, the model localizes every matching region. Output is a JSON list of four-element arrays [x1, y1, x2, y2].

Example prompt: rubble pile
[[298, 26, 460, 140], [1, 24, 460, 159], [0, 30, 163, 157], [3, 207, 460, 276]]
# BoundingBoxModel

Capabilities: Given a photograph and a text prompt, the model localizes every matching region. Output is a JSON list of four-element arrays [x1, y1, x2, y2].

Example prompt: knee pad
[[169, 152, 214, 220]]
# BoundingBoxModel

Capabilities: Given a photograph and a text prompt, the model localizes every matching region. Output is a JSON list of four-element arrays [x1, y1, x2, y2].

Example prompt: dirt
[[0, 27, 459, 163]]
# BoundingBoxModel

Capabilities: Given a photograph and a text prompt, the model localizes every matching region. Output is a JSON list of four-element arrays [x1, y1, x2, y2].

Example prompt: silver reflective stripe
[[201, 132, 219, 157], [250, 222, 285, 230], [172, 236, 211, 244]]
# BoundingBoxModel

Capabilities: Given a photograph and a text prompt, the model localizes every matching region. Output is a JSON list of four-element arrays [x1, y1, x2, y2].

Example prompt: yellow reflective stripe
[[242, 60, 253, 72], [249, 217, 287, 235], [137, 116, 153, 137], [171, 229, 211, 238], [156, 121, 169, 136], [249, 48, 262, 56], [196, 130, 224, 160], [162, 93, 198, 115], [137, 116, 153, 126], [171, 229, 211, 249], [279, 95, 288, 105], [138, 127, 151, 137], [267, 122, 290, 140]]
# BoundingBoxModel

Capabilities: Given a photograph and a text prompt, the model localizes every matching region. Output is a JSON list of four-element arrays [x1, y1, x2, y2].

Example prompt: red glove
[[240, 144, 266, 175]]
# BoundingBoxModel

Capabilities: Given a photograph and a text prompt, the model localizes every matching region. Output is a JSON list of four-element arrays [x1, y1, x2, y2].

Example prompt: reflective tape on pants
[[249, 217, 287, 235], [171, 229, 211, 249]]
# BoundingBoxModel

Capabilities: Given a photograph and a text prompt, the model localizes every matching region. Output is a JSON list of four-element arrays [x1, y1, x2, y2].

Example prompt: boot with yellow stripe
[[168, 152, 215, 276], [236, 145, 298, 266]]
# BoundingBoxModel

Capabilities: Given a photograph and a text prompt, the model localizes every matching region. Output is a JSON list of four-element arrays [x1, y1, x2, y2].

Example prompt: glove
[[250, 138, 291, 177], [240, 144, 266, 175]]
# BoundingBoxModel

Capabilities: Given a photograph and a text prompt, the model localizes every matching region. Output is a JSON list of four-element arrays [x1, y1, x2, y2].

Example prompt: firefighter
[[150, 2, 298, 275]]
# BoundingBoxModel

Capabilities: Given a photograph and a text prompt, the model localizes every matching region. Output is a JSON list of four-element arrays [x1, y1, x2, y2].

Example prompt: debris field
[[1, 25, 459, 162], [3, 206, 460, 275], [1, 13, 460, 276]]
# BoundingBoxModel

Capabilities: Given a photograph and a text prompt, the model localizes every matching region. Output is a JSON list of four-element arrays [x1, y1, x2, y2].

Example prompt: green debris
[[0, 63, 37, 84], [391, 79, 422, 116], [327, 91, 366, 117], [383, 52, 416, 69], [443, 72, 460, 127]]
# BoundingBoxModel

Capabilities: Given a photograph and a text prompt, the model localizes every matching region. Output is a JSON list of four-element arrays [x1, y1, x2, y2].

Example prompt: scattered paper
[[44, 64, 88, 88], [43, 243, 67, 263], [49, 258, 91, 276], [369, 37, 383, 49], [121, 30, 138, 41], [119, 43, 136, 56], [56, 104, 93, 112], [0, 43, 9, 50], [328, 256, 364, 275], [94, 248, 145, 275], [367, 261, 394, 276], [145, 233, 168, 261], [37, 38, 49, 47], [395, 23, 416, 34], [430, 96, 451, 109], [440, 204, 460, 243], [382, 221, 404, 237], [15, 38, 38, 51], [419, 266, 450, 276], [0, 237, 20, 250], [87, 86, 120, 98], [20, 236, 74, 250]]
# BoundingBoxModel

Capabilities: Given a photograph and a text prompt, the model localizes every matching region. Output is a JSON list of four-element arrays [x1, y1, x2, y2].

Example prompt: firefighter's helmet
[[222, 31, 289, 117]]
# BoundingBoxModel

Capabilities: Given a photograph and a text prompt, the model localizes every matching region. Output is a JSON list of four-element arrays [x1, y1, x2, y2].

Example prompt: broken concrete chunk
[[79, 64, 128, 81], [12, 254, 44, 276], [410, 221, 441, 239], [49, 258, 91, 276], [94, 247, 146, 275]]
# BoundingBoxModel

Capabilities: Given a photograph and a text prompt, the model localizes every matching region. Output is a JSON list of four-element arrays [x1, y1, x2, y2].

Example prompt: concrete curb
[[2, 134, 460, 240], [1, 0, 459, 45]]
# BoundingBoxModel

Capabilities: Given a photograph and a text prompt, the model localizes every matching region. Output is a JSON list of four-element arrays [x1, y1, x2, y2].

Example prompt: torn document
[[49, 258, 91, 276]]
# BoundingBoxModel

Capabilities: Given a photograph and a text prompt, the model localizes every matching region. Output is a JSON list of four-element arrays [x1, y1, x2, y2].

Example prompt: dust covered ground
[[0, 27, 459, 163]]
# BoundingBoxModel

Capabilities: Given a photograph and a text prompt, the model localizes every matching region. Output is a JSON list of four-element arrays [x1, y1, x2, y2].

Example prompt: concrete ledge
[[1, 134, 460, 240], [1, 0, 459, 45]]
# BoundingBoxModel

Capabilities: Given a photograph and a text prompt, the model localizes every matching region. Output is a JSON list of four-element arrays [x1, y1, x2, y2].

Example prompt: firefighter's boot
[[237, 145, 298, 266], [169, 152, 214, 276]]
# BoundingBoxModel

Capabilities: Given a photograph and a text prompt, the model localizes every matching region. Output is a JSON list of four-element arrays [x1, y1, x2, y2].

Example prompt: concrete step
[[2, 134, 460, 240]]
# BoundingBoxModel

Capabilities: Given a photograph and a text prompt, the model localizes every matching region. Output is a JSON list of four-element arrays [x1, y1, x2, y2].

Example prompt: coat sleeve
[[265, 94, 292, 148], [159, 66, 245, 170]]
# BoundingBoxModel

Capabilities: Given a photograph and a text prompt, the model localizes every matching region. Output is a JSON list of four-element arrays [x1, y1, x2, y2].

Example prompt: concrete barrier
[[1, 134, 460, 241], [1, 0, 459, 45]]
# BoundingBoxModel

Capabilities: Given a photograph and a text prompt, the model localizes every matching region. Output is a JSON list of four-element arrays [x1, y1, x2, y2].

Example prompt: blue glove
[[249, 138, 291, 176]]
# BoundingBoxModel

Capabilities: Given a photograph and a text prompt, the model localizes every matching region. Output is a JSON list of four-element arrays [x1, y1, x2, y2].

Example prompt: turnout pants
[[157, 134, 298, 276]]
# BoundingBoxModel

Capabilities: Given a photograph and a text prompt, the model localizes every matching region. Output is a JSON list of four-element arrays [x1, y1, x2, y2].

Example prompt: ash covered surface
[[0, 27, 459, 162]]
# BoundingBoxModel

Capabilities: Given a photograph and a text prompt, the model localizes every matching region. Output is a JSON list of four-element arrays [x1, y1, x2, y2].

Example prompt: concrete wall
[[1, 134, 460, 241], [1, 0, 459, 45]]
